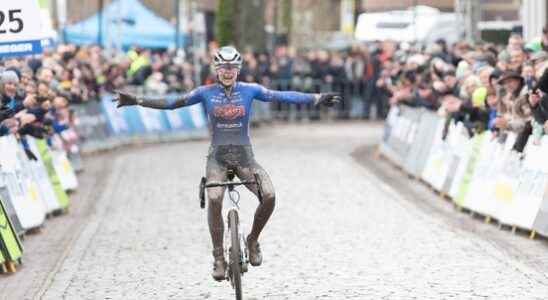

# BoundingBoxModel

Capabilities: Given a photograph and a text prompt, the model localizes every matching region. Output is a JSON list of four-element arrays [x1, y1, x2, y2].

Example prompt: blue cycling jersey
[[169, 82, 315, 145]]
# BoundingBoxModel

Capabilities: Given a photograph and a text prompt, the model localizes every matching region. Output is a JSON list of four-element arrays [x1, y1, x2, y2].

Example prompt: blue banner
[[100, 95, 130, 135], [122, 106, 146, 134], [100, 93, 207, 136], [0, 40, 43, 58]]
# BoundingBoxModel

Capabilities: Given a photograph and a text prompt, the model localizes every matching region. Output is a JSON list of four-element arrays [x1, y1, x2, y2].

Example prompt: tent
[[63, 0, 185, 49]]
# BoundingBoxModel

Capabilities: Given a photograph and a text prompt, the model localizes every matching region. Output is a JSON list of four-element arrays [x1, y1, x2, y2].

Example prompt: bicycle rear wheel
[[228, 209, 243, 300]]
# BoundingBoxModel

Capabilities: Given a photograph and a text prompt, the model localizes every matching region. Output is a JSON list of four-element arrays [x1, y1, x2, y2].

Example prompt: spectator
[[1, 71, 24, 115]]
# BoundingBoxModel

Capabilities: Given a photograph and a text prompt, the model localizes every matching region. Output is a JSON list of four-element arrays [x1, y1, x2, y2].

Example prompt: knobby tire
[[228, 210, 243, 300]]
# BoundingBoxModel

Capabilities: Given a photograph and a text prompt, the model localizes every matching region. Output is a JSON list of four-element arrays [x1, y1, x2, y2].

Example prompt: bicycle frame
[[199, 169, 264, 298], [199, 171, 263, 209], [224, 189, 249, 278]]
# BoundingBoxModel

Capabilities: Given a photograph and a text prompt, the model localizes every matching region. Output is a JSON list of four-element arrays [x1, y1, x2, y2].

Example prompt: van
[[354, 6, 463, 45]]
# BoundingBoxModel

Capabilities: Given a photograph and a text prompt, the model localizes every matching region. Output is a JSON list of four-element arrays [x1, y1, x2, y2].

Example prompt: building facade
[[361, 0, 454, 12], [65, 0, 216, 25]]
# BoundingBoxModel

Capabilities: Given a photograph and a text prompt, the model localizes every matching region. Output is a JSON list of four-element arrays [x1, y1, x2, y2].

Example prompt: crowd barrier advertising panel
[[26, 137, 62, 213], [494, 151, 522, 225], [516, 137, 548, 230], [122, 106, 147, 134], [453, 133, 484, 206], [379, 106, 417, 166], [479, 134, 518, 223], [100, 94, 207, 137], [0, 136, 46, 230], [137, 106, 170, 132], [413, 113, 444, 177], [421, 119, 453, 190], [100, 95, 131, 135], [530, 137, 548, 233], [443, 123, 469, 193], [72, 101, 111, 142], [0, 183, 23, 235], [51, 150, 78, 192], [16, 141, 50, 215], [448, 130, 475, 200], [12, 136, 48, 228], [399, 107, 421, 174], [186, 104, 207, 129], [378, 106, 402, 165], [0, 195, 23, 262], [0, 136, 23, 227], [461, 134, 503, 216], [379, 106, 548, 236], [403, 110, 434, 176], [35, 139, 70, 210], [380, 106, 548, 236]]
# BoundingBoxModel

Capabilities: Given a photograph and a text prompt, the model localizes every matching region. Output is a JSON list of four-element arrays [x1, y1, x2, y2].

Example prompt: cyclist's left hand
[[315, 92, 342, 107]]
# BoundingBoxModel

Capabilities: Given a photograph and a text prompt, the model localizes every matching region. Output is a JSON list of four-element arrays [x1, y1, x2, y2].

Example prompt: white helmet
[[213, 46, 243, 69]]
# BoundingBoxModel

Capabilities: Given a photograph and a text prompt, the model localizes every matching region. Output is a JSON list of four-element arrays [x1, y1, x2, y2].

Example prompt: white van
[[354, 5, 463, 45]]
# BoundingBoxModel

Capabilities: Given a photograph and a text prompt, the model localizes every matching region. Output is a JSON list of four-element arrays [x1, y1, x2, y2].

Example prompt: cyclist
[[114, 46, 341, 281]]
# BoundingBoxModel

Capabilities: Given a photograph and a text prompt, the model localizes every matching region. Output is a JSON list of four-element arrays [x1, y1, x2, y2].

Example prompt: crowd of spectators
[[383, 27, 548, 152], [232, 44, 386, 120], [0, 41, 389, 142], [4, 26, 548, 152]]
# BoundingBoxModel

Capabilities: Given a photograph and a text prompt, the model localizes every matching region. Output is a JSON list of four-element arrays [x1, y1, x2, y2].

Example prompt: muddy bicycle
[[199, 169, 263, 300]]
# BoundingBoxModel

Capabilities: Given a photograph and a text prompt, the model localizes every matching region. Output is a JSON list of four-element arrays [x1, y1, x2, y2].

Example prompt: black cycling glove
[[113, 91, 138, 108], [315, 93, 342, 107]]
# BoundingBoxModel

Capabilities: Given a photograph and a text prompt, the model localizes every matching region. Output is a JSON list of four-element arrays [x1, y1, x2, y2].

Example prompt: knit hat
[[1, 70, 20, 85]]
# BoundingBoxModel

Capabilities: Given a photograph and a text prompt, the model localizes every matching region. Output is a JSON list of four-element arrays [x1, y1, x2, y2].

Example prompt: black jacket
[[532, 95, 548, 124], [0, 93, 24, 121]]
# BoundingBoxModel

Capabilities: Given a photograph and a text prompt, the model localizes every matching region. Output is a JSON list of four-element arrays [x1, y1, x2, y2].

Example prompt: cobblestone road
[[6, 122, 548, 299]]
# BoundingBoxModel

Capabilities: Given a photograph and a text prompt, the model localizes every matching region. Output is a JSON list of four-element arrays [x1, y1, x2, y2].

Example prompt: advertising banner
[[51, 150, 78, 191], [0, 0, 44, 57], [100, 95, 131, 135], [0, 136, 45, 230], [100, 93, 207, 137], [26, 137, 62, 213], [35, 139, 69, 210], [0, 195, 23, 262]]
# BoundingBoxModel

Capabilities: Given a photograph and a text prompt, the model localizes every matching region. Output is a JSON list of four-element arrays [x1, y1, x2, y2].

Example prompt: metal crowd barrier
[[72, 93, 209, 153], [379, 105, 548, 238], [0, 134, 77, 273], [262, 79, 386, 121]]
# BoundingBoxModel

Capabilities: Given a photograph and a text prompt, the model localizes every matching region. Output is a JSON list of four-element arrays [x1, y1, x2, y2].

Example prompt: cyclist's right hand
[[113, 91, 138, 108]]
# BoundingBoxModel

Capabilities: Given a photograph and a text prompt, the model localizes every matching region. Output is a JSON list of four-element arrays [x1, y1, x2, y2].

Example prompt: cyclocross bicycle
[[199, 169, 264, 300]]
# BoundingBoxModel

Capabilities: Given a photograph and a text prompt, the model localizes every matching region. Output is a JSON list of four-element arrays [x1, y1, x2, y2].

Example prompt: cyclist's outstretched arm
[[114, 88, 203, 109], [251, 84, 341, 106]]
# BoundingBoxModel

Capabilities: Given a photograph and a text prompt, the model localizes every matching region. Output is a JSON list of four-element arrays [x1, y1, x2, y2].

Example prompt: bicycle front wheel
[[228, 210, 243, 300]]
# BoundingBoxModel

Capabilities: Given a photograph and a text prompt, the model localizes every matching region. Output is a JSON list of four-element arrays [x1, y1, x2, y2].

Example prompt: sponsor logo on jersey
[[216, 122, 243, 129], [213, 104, 246, 120]]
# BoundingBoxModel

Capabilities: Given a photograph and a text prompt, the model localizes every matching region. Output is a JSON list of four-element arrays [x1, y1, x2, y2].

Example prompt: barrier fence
[[379, 105, 548, 238], [263, 79, 385, 121], [73, 93, 209, 153], [0, 92, 210, 274]]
